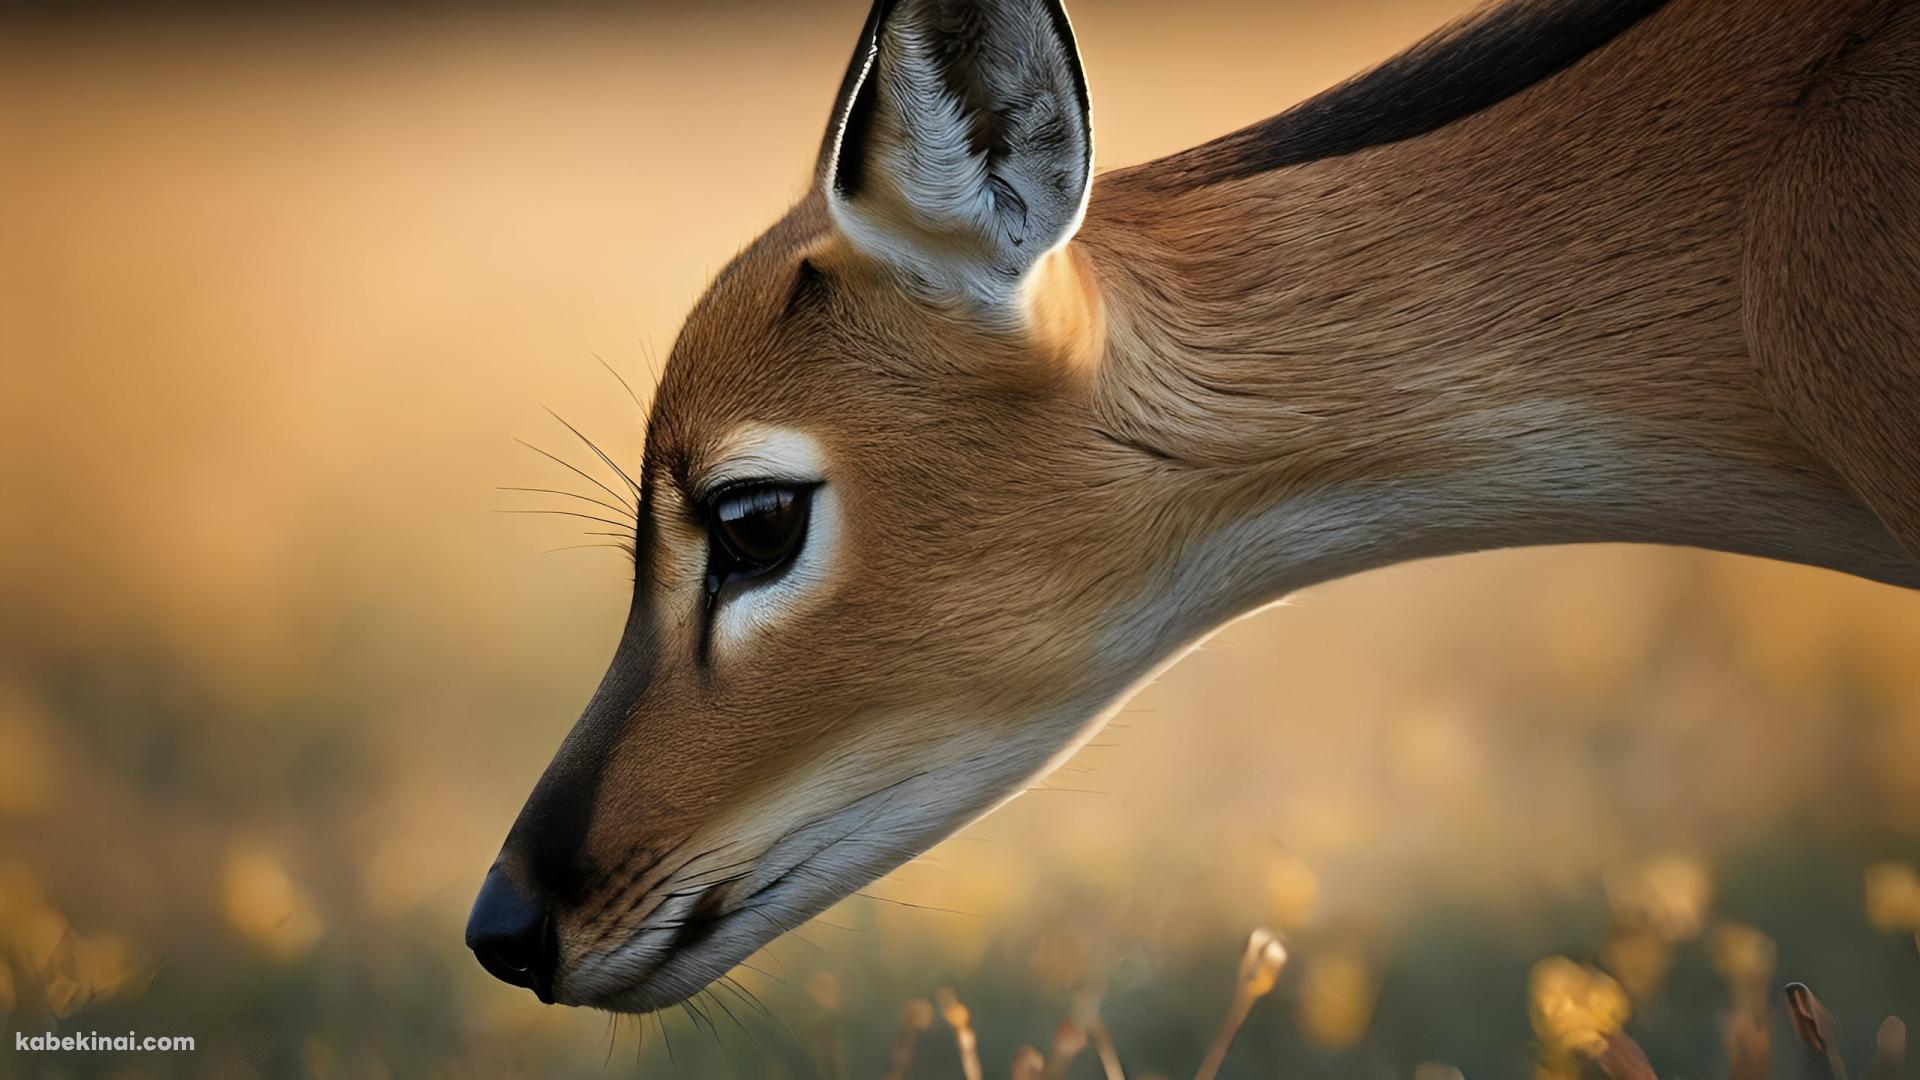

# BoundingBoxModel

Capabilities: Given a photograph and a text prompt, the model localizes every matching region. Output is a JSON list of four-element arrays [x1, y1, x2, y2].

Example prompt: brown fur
[[1745, 1, 1920, 564], [1083, 0, 1918, 596], [487, 0, 1920, 1012]]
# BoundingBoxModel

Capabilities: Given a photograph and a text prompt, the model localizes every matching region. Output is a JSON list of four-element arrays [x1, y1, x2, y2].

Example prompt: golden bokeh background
[[2, 2, 1916, 1076]]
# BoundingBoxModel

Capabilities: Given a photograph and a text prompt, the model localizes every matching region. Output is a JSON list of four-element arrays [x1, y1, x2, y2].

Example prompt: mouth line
[[563, 771, 932, 1011]]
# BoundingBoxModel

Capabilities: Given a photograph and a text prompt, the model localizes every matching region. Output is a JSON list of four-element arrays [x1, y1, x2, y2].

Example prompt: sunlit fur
[[489, 0, 1920, 1013]]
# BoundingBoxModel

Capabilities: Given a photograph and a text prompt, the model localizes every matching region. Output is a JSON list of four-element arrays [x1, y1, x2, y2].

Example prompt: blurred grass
[[1, 2, 1917, 1076]]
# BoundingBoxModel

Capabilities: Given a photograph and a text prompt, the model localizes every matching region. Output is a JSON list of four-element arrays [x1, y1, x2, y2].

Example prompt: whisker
[[694, 996, 727, 1048], [541, 542, 636, 557], [629, 1012, 648, 1069], [640, 338, 663, 385], [854, 889, 977, 918], [1028, 783, 1110, 796], [680, 999, 717, 1046], [597, 353, 650, 415], [733, 959, 791, 987], [716, 975, 808, 1060], [545, 405, 641, 497], [498, 485, 636, 521], [655, 1012, 677, 1077], [497, 508, 636, 531], [516, 437, 635, 511], [718, 973, 781, 1019], [699, 985, 762, 1056], [741, 906, 823, 953]]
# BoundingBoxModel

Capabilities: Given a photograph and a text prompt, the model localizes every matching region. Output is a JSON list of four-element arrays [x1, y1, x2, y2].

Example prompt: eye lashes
[[713, 485, 793, 523]]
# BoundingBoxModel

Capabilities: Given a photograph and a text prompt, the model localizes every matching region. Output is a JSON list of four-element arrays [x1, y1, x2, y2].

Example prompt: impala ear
[[821, 0, 1093, 310]]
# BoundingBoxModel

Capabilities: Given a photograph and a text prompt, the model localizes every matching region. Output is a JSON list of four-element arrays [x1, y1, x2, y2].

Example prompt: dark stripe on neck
[[1150, 0, 1675, 187]]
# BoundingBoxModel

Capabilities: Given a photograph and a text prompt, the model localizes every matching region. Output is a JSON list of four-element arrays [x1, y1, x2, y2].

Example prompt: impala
[[468, 0, 1920, 1011]]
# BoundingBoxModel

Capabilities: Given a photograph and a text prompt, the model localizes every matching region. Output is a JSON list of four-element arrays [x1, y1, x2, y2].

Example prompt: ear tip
[[822, 0, 1094, 298]]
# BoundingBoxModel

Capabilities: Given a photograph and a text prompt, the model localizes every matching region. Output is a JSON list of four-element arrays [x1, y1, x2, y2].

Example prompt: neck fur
[[1068, 131, 1916, 658]]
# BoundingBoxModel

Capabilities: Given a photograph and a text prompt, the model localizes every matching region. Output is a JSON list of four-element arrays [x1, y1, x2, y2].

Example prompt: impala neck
[[1073, 136, 1916, 646]]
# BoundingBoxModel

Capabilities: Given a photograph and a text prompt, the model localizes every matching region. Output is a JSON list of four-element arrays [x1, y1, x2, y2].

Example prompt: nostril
[[465, 866, 557, 1003]]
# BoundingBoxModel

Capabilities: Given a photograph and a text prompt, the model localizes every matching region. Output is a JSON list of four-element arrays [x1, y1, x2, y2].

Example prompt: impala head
[[467, 0, 1196, 1012]]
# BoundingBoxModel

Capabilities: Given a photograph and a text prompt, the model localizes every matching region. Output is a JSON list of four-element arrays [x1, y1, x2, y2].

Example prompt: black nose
[[465, 866, 557, 1002]]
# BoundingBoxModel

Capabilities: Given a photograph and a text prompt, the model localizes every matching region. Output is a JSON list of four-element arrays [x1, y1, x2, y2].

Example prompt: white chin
[[557, 713, 1112, 1013], [556, 772, 985, 1012]]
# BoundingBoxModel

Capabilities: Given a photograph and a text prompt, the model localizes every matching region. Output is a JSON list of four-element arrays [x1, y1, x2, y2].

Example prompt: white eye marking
[[701, 429, 829, 497], [697, 428, 837, 650]]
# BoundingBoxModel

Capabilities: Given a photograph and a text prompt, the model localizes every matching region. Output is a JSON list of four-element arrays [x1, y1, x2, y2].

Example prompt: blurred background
[[2, 1, 1917, 1077]]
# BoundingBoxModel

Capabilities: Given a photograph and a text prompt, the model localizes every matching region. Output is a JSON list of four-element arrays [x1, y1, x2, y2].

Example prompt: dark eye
[[707, 483, 813, 578]]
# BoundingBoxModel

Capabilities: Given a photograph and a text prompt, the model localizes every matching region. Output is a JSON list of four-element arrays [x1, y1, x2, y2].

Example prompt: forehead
[[643, 200, 837, 485], [642, 195, 974, 492]]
